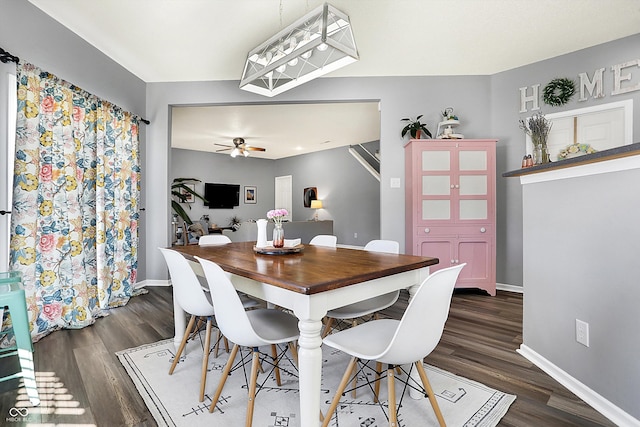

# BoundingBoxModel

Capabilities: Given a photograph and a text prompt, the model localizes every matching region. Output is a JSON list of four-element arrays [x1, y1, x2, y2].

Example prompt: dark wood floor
[[0, 286, 615, 426]]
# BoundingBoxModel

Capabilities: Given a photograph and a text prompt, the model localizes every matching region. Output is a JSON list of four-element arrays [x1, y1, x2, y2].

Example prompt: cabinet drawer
[[416, 225, 492, 237]]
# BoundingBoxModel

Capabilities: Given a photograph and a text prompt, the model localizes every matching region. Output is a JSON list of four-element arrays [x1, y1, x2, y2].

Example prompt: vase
[[532, 136, 550, 164], [273, 223, 284, 248]]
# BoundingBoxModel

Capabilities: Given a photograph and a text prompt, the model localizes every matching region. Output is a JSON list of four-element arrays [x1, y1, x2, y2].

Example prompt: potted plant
[[401, 115, 432, 139], [171, 177, 207, 225]]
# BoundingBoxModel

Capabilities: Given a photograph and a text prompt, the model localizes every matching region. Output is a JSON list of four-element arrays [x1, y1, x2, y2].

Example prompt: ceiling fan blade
[[215, 147, 231, 152], [214, 143, 232, 148], [245, 146, 266, 151]]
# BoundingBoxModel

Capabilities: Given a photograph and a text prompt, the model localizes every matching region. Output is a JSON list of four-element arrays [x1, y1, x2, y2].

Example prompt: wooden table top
[[172, 241, 439, 295]]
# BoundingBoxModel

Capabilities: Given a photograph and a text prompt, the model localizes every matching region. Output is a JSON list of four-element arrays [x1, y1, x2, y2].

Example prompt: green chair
[[0, 271, 40, 406]]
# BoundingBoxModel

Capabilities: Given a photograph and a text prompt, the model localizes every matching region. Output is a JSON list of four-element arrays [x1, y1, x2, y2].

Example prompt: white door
[[274, 175, 292, 221], [0, 62, 16, 271]]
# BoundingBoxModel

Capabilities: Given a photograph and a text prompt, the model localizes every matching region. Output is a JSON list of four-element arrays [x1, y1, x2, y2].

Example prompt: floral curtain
[[10, 62, 140, 341]]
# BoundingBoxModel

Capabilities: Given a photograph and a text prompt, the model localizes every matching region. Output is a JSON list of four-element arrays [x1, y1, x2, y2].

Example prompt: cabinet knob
[[424, 228, 430, 233], [455, 259, 459, 264], [451, 260, 455, 264], [480, 227, 486, 233], [455, 184, 460, 189], [450, 184, 455, 189]]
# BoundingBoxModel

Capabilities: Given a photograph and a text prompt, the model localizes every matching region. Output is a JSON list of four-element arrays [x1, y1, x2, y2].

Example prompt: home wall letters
[[519, 58, 640, 113]]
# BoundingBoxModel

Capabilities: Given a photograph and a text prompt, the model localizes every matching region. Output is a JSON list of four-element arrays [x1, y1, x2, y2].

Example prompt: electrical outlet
[[354, 232, 357, 239], [576, 319, 590, 347]]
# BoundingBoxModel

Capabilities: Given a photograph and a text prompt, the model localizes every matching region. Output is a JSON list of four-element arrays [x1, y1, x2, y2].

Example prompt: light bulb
[[301, 50, 312, 60], [288, 57, 299, 67], [317, 42, 328, 52], [276, 64, 286, 73], [230, 148, 239, 158]]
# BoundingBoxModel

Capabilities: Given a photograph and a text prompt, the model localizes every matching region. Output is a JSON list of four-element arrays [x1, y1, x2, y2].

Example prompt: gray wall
[[275, 143, 381, 246], [170, 148, 276, 228], [490, 33, 640, 287], [146, 76, 492, 283], [171, 143, 381, 246], [523, 167, 640, 420]]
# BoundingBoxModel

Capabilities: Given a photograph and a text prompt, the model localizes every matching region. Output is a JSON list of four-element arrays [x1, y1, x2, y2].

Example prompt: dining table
[[170, 241, 438, 427]]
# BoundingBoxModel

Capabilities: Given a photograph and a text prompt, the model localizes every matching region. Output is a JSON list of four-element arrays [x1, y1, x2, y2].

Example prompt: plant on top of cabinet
[[401, 115, 432, 139]]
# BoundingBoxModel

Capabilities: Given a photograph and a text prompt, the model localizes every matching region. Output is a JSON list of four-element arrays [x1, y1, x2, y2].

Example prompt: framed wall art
[[244, 186, 257, 204]]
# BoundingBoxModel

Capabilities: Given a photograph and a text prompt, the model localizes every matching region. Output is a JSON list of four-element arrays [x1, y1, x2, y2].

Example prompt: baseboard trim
[[517, 344, 640, 427], [135, 279, 170, 288], [496, 283, 523, 294]]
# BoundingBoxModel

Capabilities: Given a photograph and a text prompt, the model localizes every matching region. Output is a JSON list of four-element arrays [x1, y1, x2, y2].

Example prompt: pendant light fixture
[[240, 3, 359, 97]]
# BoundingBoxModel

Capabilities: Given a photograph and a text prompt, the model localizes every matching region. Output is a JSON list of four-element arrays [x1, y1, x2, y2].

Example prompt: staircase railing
[[348, 143, 380, 181]]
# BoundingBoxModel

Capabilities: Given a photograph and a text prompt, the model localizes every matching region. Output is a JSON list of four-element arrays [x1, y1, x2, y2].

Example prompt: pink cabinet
[[405, 139, 496, 295]]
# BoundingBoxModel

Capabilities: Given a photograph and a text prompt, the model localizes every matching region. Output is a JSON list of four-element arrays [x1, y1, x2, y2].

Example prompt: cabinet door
[[456, 145, 493, 223], [456, 235, 495, 295], [417, 237, 454, 272], [418, 149, 453, 225]]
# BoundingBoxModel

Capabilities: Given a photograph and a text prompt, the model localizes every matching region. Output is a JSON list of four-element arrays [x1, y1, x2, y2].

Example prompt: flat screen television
[[205, 183, 240, 209]]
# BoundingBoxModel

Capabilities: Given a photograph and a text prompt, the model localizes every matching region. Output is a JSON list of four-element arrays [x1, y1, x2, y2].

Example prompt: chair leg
[[169, 315, 197, 375], [321, 317, 335, 338], [271, 344, 282, 386], [387, 366, 398, 427], [321, 356, 358, 427], [209, 344, 240, 413], [374, 361, 382, 403], [416, 361, 446, 427], [288, 342, 299, 367], [245, 347, 261, 427], [199, 317, 213, 402], [214, 329, 222, 358]]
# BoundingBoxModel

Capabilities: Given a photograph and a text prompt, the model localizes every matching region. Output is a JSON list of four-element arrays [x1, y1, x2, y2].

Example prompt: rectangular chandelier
[[239, 3, 359, 97]]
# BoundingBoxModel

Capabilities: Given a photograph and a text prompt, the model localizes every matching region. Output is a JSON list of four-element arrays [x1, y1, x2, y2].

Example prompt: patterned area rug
[[117, 338, 515, 427]]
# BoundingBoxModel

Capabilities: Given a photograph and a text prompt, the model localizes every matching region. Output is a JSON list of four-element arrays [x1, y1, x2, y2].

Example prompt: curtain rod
[[0, 47, 150, 124], [0, 47, 19, 64]]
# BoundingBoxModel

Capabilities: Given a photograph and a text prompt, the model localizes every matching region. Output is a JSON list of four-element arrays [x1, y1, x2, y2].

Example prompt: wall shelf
[[502, 142, 640, 179]]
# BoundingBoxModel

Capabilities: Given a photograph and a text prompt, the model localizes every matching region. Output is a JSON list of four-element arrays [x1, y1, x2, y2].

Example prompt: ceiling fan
[[215, 137, 266, 157]]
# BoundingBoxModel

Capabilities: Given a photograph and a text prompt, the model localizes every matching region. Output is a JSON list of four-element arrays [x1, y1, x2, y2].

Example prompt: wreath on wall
[[543, 77, 576, 106]]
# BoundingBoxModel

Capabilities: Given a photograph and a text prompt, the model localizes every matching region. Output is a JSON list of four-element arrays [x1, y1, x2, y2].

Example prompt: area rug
[[117, 338, 515, 427]]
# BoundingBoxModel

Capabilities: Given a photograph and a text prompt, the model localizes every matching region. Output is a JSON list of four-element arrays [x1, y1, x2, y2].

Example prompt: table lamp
[[310, 199, 323, 221]]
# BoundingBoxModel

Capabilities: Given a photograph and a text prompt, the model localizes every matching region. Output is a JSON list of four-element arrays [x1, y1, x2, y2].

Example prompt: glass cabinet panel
[[459, 175, 487, 196], [422, 151, 450, 171], [422, 175, 451, 195], [422, 200, 450, 220], [459, 150, 487, 171], [459, 200, 487, 220]]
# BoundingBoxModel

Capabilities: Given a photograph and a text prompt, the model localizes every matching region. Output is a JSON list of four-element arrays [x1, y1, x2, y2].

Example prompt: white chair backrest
[[309, 235, 337, 247], [158, 248, 214, 316], [378, 263, 465, 365], [199, 234, 232, 245], [195, 256, 264, 347], [364, 239, 400, 254]]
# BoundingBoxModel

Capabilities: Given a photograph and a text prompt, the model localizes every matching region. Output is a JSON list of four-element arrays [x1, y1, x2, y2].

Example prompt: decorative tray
[[253, 244, 304, 255]]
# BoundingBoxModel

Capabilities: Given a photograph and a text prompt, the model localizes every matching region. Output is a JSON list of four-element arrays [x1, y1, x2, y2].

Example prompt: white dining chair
[[158, 247, 219, 402], [198, 234, 261, 314], [321, 239, 401, 339], [321, 263, 465, 427], [198, 234, 232, 245], [309, 234, 337, 247], [196, 256, 300, 427]]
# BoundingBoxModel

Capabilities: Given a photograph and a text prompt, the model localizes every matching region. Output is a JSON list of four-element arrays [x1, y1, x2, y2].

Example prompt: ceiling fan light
[[230, 148, 240, 158], [243, 150, 250, 157]]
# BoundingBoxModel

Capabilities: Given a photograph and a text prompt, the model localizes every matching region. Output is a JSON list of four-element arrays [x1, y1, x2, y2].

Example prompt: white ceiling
[[28, 0, 640, 159], [171, 102, 381, 159]]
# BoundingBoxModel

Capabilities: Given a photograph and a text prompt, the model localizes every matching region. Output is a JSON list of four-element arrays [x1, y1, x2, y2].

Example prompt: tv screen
[[205, 183, 240, 209]]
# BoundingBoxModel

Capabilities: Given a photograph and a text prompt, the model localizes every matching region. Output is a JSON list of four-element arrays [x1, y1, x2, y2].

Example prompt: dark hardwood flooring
[[0, 286, 615, 426]]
